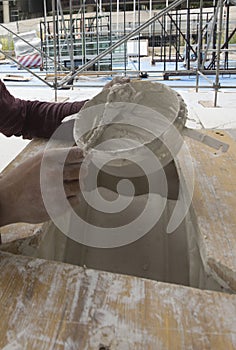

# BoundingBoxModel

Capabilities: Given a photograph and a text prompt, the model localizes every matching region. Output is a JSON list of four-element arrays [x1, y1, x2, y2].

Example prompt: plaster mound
[[73, 81, 187, 168]]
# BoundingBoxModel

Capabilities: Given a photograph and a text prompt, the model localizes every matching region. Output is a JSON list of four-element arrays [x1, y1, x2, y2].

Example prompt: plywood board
[[0, 251, 235, 350], [177, 130, 236, 291]]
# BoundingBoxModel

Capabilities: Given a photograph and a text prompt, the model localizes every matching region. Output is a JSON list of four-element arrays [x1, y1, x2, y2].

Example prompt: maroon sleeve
[[0, 80, 87, 139]]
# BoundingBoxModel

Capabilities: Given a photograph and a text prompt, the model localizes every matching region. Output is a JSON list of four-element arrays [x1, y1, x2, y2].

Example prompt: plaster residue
[[73, 81, 186, 164], [107, 279, 126, 301], [88, 311, 159, 350], [78, 272, 99, 325], [83, 82, 139, 152], [120, 277, 146, 306], [156, 283, 236, 341]]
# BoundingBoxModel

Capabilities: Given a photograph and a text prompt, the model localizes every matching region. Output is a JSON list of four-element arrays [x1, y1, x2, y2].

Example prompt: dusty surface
[[177, 129, 236, 291], [0, 251, 235, 350]]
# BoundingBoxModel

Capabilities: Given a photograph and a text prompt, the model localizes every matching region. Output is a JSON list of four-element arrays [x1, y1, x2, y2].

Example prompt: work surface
[[1, 130, 236, 291], [0, 130, 236, 349], [0, 251, 235, 350], [177, 130, 236, 291]]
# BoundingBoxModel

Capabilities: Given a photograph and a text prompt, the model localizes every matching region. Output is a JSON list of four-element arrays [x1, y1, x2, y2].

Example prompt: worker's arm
[[0, 79, 87, 139], [0, 147, 85, 226], [0, 76, 131, 139]]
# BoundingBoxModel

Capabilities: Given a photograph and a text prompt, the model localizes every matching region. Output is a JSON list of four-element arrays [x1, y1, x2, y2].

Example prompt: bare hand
[[0, 147, 85, 226]]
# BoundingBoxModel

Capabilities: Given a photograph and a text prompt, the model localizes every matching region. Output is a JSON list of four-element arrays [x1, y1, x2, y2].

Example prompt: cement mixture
[[73, 81, 187, 167]]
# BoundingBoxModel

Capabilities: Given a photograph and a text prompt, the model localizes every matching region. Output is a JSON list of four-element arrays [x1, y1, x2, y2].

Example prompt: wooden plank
[[163, 69, 236, 80], [0, 222, 43, 244], [0, 251, 235, 350], [177, 130, 236, 291], [2, 74, 32, 82]]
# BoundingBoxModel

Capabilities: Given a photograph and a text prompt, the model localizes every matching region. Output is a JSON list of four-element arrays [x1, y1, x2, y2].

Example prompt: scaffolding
[[38, 0, 236, 74], [40, 12, 126, 72], [0, 0, 236, 105]]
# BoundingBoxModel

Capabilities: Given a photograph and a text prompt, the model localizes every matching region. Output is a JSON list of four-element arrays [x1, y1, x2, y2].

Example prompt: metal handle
[[183, 128, 229, 153]]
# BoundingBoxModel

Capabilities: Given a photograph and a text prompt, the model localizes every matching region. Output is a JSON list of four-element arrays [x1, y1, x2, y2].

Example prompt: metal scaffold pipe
[[2, 0, 10, 23], [214, 0, 224, 107], [196, 0, 203, 92], [52, 0, 58, 101], [0, 21, 68, 73], [0, 23, 53, 63], [201, 0, 221, 70], [58, 0, 187, 87]]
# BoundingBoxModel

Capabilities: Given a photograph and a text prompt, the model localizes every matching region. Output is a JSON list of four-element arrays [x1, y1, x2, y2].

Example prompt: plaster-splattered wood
[[0, 223, 44, 244], [0, 136, 72, 244], [1, 130, 236, 293], [0, 251, 235, 350], [177, 130, 236, 291], [0, 139, 48, 245]]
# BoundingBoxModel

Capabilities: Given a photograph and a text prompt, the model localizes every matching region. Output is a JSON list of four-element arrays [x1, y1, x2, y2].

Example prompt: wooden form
[[1, 130, 236, 291], [0, 251, 235, 349], [177, 130, 236, 291], [0, 130, 236, 348]]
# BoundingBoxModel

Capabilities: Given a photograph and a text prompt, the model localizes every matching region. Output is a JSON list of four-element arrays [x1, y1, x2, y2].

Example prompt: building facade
[[1, 0, 211, 24]]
